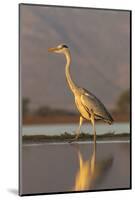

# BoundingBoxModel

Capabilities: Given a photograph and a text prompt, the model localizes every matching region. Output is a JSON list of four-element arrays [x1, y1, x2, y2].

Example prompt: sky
[[20, 4, 130, 112]]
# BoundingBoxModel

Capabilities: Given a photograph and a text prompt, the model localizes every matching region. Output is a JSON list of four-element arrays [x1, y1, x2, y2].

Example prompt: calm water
[[22, 122, 130, 136], [20, 142, 130, 195]]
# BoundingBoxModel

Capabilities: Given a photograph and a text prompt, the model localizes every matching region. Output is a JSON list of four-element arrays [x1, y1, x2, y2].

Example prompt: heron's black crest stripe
[[62, 45, 68, 48]]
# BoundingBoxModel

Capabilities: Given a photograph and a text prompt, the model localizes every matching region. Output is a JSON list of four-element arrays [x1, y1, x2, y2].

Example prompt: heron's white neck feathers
[[64, 50, 78, 94]]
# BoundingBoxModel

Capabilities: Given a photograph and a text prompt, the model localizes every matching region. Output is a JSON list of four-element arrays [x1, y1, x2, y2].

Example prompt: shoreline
[[22, 132, 130, 144]]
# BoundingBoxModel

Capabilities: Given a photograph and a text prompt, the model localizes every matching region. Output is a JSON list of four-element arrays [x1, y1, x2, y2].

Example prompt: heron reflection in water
[[72, 142, 113, 191]]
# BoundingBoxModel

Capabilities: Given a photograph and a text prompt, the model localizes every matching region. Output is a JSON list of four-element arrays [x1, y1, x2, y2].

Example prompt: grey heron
[[48, 44, 113, 143]]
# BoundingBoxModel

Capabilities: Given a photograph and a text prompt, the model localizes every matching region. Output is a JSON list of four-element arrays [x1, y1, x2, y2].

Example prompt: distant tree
[[22, 98, 30, 117], [34, 106, 77, 116], [116, 89, 130, 113], [35, 106, 52, 116]]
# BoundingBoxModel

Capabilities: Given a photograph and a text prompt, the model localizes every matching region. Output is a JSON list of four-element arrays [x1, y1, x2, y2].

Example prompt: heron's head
[[48, 44, 69, 54]]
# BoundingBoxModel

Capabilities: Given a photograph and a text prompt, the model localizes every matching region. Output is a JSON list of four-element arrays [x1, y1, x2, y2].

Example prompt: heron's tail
[[106, 115, 114, 125]]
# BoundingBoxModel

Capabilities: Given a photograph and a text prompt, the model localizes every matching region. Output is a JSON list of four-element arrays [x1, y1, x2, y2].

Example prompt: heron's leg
[[90, 111, 96, 153], [74, 116, 83, 140], [69, 116, 83, 143]]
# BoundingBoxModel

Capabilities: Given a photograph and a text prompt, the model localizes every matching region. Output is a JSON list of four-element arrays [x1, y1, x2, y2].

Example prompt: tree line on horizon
[[22, 89, 130, 118]]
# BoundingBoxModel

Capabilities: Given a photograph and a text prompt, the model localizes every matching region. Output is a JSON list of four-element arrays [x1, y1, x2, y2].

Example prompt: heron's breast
[[75, 96, 90, 120]]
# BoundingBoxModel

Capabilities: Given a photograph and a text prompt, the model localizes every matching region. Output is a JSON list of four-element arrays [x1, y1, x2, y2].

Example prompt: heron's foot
[[68, 136, 79, 143], [68, 138, 75, 143]]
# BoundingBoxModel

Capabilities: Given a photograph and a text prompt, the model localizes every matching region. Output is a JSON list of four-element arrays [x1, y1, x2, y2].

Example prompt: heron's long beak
[[48, 47, 58, 52]]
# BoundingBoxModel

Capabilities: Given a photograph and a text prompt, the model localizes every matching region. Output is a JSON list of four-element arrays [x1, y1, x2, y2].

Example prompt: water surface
[[20, 141, 130, 195]]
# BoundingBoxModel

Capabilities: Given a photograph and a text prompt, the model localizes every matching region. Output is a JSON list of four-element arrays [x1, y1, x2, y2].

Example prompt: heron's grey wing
[[80, 91, 113, 123]]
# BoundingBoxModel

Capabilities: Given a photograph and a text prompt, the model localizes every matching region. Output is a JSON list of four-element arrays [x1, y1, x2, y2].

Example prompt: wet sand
[[20, 141, 130, 195]]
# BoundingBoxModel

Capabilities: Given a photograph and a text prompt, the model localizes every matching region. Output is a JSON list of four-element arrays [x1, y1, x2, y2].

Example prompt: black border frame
[[19, 3, 132, 196]]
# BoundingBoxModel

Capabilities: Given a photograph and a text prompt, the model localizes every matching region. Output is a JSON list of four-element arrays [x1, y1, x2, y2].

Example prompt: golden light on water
[[73, 144, 113, 191], [73, 144, 96, 191], [74, 151, 96, 190]]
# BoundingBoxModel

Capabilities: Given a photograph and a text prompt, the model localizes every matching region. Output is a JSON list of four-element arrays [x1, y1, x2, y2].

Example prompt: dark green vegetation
[[116, 89, 130, 113], [22, 132, 130, 143], [22, 98, 30, 117]]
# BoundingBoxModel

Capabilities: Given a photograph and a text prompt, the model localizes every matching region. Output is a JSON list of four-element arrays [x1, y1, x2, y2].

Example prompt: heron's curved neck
[[64, 50, 78, 94]]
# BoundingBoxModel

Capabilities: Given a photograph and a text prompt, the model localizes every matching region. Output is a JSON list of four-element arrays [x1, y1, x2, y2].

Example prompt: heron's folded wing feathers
[[80, 91, 113, 122]]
